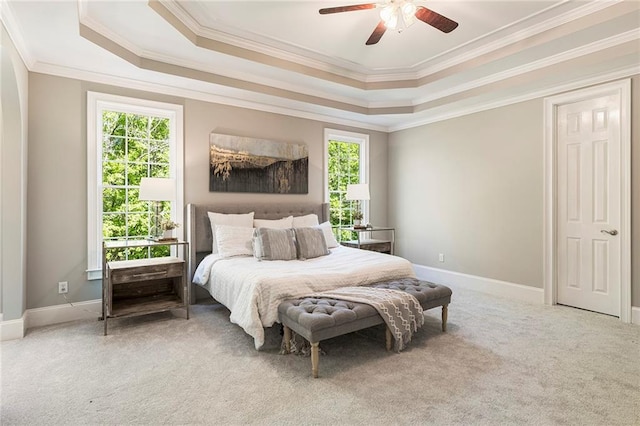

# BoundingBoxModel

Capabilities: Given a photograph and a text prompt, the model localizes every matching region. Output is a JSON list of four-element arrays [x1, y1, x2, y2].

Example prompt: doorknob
[[601, 229, 618, 236]]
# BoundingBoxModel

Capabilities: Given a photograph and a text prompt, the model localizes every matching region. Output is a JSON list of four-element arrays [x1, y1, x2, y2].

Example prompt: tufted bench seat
[[278, 278, 452, 378]]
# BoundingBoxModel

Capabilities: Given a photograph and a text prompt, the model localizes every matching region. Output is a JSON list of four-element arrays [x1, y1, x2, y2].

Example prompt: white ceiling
[[2, 0, 639, 131]]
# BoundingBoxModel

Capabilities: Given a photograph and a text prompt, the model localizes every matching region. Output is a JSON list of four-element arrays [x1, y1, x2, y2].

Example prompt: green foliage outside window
[[102, 111, 172, 260], [328, 140, 361, 242]]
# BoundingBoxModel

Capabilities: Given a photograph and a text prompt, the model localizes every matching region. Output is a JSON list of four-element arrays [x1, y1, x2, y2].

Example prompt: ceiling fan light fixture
[[319, 0, 457, 45], [401, 2, 416, 25], [379, 0, 416, 32], [380, 4, 397, 26]]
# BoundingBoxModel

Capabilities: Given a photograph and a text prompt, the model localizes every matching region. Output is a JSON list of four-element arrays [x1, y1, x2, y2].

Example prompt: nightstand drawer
[[342, 239, 391, 254], [109, 258, 184, 284]]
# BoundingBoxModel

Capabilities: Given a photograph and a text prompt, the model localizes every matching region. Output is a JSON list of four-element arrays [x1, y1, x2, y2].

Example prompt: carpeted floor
[[1, 283, 639, 425]]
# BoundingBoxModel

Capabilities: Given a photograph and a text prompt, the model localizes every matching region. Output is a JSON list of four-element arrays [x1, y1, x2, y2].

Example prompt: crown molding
[[78, 1, 143, 57], [0, 1, 35, 68], [412, 0, 624, 79], [153, 0, 630, 87], [140, 50, 373, 110], [29, 61, 391, 132], [155, 0, 374, 80], [413, 29, 640, 106], [390, 64, 640, 132]]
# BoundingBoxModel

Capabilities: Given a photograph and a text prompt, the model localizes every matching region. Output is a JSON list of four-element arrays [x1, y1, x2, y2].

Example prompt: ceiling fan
[[319, 0, 458, 45]]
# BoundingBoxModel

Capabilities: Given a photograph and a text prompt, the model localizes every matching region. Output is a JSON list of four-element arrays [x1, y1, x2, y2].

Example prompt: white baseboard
[[413, 264, 544, 304], [0, 315, 25, 341], [25, 299, 102, 329], [632, 307, 640, 325]]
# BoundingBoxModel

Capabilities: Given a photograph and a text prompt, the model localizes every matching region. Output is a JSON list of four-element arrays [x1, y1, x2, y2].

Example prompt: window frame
[[87, 92, 184, 280], [323, 128, 370, 225]]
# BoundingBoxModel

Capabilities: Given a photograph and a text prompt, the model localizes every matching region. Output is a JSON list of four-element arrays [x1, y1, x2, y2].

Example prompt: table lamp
[[346, 183, 370, 229], [139, 177, 175, 240]]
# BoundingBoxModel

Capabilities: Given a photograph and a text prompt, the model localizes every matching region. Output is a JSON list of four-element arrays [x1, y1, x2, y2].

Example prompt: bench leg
[[311, 342, 320, 378], [442, 304, 448, 332], [282, 324, 291, 354], [283, 325, 291, 354], [385, 327, 392, 351]]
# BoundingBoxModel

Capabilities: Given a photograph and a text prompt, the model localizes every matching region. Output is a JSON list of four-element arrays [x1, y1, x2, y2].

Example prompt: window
[[87, 92, 183, 280], [324, 129, 369, 241]]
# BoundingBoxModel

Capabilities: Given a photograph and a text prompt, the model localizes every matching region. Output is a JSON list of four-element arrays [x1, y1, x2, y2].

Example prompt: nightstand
[[102, 239, 189, 335], [339, 226, 395, 255]]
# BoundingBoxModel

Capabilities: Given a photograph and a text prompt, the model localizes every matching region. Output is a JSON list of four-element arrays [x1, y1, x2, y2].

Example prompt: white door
[[556, 93, 621, 316]]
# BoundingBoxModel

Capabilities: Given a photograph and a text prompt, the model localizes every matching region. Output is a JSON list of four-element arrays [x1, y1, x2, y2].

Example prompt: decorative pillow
[[292, 213, 319, 228], [207, 211, 254, 254], [253, 228, 297, 261], [253, 216, 293, 229], [315, 221, 340, 248], [294, 227, 329, 260], [215, 225, 254, 258]]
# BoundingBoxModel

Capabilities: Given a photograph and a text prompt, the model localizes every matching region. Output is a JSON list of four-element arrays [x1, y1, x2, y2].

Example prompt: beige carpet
[[2, 284, 639, 425]]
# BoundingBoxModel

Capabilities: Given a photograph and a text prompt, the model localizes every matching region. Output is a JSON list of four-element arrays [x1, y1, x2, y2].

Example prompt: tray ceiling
[[3, 0, 639, 130]]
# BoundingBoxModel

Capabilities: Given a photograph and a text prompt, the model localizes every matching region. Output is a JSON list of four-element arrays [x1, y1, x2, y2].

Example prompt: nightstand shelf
[[102, 240, 189, 335], [111, 293, 184, 317]]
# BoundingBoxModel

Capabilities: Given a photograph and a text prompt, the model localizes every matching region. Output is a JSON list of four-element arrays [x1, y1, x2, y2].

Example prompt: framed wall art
[[209, 133, 308, 194]]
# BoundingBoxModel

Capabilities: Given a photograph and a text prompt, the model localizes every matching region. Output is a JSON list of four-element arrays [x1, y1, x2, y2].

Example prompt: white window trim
[[323, 128, 370, 222], [87, 92, 184, 280]]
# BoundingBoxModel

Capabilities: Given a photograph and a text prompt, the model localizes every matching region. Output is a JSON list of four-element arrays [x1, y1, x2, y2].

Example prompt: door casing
[[543, 79, 631, 322]]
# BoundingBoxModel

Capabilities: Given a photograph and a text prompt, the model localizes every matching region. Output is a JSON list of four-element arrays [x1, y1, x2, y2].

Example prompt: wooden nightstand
[[339, 226, 395, 255], [102, 240, 189, 335]]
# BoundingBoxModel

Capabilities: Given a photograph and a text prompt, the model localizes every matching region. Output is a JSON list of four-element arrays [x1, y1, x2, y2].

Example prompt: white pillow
[[253, 216, 293, 229], [292, 213, 319, 228], [215, 225, 254, 258], [316, 221, 340, 248], [207, 211, 254, 254]]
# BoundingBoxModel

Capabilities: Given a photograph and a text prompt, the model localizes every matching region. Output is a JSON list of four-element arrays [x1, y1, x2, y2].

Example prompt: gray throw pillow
[[253, 228, 297, 261], [294, 227, 329, 260]]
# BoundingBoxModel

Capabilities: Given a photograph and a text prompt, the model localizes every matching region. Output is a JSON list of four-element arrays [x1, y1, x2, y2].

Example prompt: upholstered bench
[[278, 279, 452, 378]]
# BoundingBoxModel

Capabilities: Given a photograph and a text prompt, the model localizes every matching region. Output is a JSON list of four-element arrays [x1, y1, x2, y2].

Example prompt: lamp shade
[[346, 183, 370, 201], [139, 177, 175, 201]]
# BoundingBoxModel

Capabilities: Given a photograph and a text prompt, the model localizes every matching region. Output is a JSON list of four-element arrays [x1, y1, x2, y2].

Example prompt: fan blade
[[415, 6, 458, 33], [319, 3, 376, 14], [366, 20, 387, 45]]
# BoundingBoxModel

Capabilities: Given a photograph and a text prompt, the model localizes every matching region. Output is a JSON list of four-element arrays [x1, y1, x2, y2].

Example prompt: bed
[[186, 202, 416, 349]]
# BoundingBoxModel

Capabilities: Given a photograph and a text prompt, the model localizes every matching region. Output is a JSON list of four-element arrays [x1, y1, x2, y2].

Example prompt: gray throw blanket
[[314, 286, 424, 352]]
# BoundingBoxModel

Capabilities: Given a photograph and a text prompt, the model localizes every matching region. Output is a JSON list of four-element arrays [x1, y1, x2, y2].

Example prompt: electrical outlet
[[438, 253, 445, 262], [58, 281, 68, 294]]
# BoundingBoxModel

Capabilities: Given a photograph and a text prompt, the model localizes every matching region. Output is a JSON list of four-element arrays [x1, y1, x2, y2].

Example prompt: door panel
[[557, 94, 620, 316]]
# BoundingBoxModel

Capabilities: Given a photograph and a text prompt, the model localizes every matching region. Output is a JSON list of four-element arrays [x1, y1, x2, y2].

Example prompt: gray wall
[[1, 25, 28, 321], [389, 99, 543, 287], [389, 77, 639, 307], [26, 72, 388, 309]]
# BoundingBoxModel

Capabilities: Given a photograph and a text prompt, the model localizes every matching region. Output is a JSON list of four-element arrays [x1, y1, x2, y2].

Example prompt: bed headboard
[[185, 202, 329, 281]]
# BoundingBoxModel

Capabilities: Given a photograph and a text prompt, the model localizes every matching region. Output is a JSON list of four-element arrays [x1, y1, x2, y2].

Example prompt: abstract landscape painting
[[209, 133, 308, 193]]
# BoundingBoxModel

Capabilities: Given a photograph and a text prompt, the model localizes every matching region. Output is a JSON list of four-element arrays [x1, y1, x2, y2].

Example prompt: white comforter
[[193, 246, 416, 349]]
